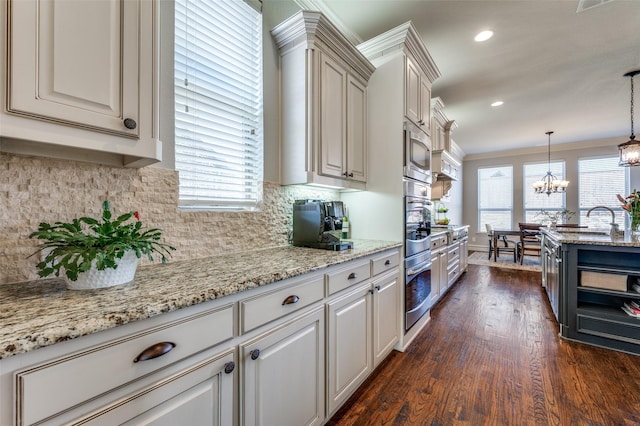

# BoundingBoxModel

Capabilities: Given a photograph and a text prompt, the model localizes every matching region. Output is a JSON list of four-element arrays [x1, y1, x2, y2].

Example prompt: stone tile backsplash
[[0, 153, 339, 284]]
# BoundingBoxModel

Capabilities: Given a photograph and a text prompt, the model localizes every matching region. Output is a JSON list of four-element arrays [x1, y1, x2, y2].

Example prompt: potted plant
[[535, 209, 576, 226], [29, 200, 175, 290]]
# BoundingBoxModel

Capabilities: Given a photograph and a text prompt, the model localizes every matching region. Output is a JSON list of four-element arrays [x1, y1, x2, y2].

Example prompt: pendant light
[[618, 70, 640, 166], [533, 131, 569, 196]]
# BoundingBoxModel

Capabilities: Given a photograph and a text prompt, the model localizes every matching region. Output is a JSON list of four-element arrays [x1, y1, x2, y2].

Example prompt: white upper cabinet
[[405, 55, 431, 131], [272, 11, 374, 190], [1, 0, 161, 167]]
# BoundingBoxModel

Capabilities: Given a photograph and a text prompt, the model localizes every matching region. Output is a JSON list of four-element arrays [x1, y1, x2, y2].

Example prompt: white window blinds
[[523, 161, 565, 221], [478, 166, 513, 230], [175, 0, 263, 210]]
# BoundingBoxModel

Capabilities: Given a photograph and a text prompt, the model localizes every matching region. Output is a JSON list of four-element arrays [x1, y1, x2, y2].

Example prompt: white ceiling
[[297, 0, 640, 155]]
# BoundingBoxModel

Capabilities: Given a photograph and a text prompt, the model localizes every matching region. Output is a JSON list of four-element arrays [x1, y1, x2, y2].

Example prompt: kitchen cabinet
[[405, 55, 431, 132], [327, 281, 372, 414], [460, 236, 469, 273], [563, 243, 640, 355], [241, 307, 325, 426], [430, 233, 448, 306], [1, 246, 401, 425], [272, 11, 374, 189], [11, 303, 236, 426], [1, 0, 161, 167], [327, 266, 400, 416]]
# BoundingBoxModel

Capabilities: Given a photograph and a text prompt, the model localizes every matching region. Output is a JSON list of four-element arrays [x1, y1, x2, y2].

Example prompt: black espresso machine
[[292, 200, 353, 251]]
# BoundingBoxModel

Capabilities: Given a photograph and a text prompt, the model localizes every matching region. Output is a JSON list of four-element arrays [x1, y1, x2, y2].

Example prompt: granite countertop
[[541, 228, 640, 247], [0, 239, 401, 360]]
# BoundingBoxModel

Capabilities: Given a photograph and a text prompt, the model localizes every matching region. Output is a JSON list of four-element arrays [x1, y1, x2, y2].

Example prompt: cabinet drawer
[[240, 275, 324, 334], [577, 313, 640, 345], [16, 304, 234, 426], [430, 234, 447, 250], [371, 250, 400, 276], [326, 260, 371, 295]]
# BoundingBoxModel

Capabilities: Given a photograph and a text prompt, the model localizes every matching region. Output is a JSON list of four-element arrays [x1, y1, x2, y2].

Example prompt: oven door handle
[[407, 262, 431, 277], [407, 236, 429, 244]]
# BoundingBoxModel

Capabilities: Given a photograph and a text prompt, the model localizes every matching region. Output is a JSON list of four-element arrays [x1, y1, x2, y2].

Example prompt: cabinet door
[[73, 349, 235, 426], [8, 0, 140, 137], [346, 75, 367, 183], [319, 53, 347, 179], [242, 307, 325, 426], [430, 249, 442, 305], [327, 282, 372, 415], [405, 56, 421, 126], [372, 270, 400, 367], [419, 73, 431, 130]]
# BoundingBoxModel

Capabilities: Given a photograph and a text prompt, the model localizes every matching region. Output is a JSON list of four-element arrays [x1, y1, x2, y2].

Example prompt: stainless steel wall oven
[[404, 179, 432, 331]]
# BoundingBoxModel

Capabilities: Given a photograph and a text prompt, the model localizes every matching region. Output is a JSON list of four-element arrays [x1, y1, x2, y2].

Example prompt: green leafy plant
[[29, 200, 176, 281]]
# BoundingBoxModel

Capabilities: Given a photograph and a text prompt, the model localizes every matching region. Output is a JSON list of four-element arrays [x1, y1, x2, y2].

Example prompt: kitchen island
[[541, 228, 640, 356], [0, 240, 402, 425]]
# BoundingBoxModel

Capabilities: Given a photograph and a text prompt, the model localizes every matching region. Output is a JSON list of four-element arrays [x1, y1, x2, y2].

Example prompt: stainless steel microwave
[[404, 121, 432, 185]]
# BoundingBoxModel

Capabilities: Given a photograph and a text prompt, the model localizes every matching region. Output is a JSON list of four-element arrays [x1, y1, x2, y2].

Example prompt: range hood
[[432, 148, 460, 181]]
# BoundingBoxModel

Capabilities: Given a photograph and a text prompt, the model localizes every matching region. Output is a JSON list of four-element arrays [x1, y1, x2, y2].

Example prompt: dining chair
[[518, 223, 543, 265], [486, 224, 518, 262]]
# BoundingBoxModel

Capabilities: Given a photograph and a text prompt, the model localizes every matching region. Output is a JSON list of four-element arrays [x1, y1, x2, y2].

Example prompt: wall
[[462, 136, 640, 251], [0, 153, 339, 284]]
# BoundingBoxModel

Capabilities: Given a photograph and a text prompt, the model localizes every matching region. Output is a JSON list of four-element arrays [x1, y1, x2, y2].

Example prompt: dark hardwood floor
[[327, 264, 640, 425]]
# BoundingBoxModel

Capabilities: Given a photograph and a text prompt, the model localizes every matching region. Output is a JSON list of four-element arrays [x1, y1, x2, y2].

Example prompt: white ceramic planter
[[65, 250, 140, 290]]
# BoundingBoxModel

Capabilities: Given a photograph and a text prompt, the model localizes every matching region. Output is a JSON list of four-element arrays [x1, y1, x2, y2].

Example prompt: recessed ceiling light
[[474, 30, 494, 42], [491, 101, 504, 107]]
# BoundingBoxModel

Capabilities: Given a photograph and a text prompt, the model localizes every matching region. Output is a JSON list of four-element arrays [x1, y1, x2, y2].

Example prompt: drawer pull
[[250, 349, 261, 360], [123, 118, 137, 130], [369, 288, 374, 294], [376, 285, 381, 291], [282, 295, 300, 305], [348, 272, 358, 280], [133, 342, 176, 363], [224, 361, 236, 374], [384, 260, 391, 266]]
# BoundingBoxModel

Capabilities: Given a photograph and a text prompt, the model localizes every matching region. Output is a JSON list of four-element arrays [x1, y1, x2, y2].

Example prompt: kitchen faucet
[[586, 206, 623, 237]]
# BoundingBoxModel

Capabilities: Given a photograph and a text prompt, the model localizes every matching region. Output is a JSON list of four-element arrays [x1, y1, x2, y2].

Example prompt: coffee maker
[[292, 200, 353, 251]]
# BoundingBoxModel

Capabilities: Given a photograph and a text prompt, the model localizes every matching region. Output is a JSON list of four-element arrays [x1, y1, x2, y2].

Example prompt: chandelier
[[618, 69, 640, 166], [533, 131, 569, 196]]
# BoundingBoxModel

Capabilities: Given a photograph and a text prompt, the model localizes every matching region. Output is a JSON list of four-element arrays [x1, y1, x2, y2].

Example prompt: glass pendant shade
[[618, 69, 640, 167], [533, 131, 569, 196]]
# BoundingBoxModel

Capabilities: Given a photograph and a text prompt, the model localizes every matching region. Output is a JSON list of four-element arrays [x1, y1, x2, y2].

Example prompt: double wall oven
[[404, 121, 433, 331]]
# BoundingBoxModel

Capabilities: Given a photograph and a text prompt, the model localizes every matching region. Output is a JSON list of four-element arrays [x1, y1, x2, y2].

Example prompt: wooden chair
[[486, 224, 518, 262], [517, 223, 542, 265]]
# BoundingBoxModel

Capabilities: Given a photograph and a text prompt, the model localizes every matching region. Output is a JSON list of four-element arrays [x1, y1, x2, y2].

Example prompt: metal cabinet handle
[[224, 361, 236, 374], [348, 272, 357, 280], [123, 118, 137, 129], [375, 285, 381, 291], [369, 288, 375, 294], [348, 172, 354, 177], [384, 260, 391, 266], [250, 349, 260, 360], [342, 171, 354, 178], [133, 342, 176, 363], [282, 295, 300, 305]]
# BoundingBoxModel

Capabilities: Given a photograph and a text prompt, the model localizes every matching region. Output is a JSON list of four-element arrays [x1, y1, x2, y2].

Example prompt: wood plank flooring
[[327, 264, 640, 425]]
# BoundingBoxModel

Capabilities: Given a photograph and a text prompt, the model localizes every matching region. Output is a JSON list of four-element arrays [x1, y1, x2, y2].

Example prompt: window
[[478, 166, 513, 231], [175, 0, 263, 210], [523, 161, 565, 222], [579, 157, 627, 228]]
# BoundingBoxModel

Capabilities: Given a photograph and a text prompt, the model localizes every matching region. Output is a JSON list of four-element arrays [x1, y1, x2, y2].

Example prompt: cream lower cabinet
[[241, 307, 325, 426], [2, 249, 401, 426], [327, 268, 400, 416], [72, 349, 235, 426]]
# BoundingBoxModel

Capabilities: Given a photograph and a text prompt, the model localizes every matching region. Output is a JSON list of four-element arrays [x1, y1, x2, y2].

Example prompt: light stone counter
[[541, 228, 640, 247], [0, 239, 401, 360]]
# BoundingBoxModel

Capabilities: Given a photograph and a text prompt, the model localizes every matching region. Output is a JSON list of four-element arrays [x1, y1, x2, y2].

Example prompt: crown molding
[[293, 0, 362, 45]]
